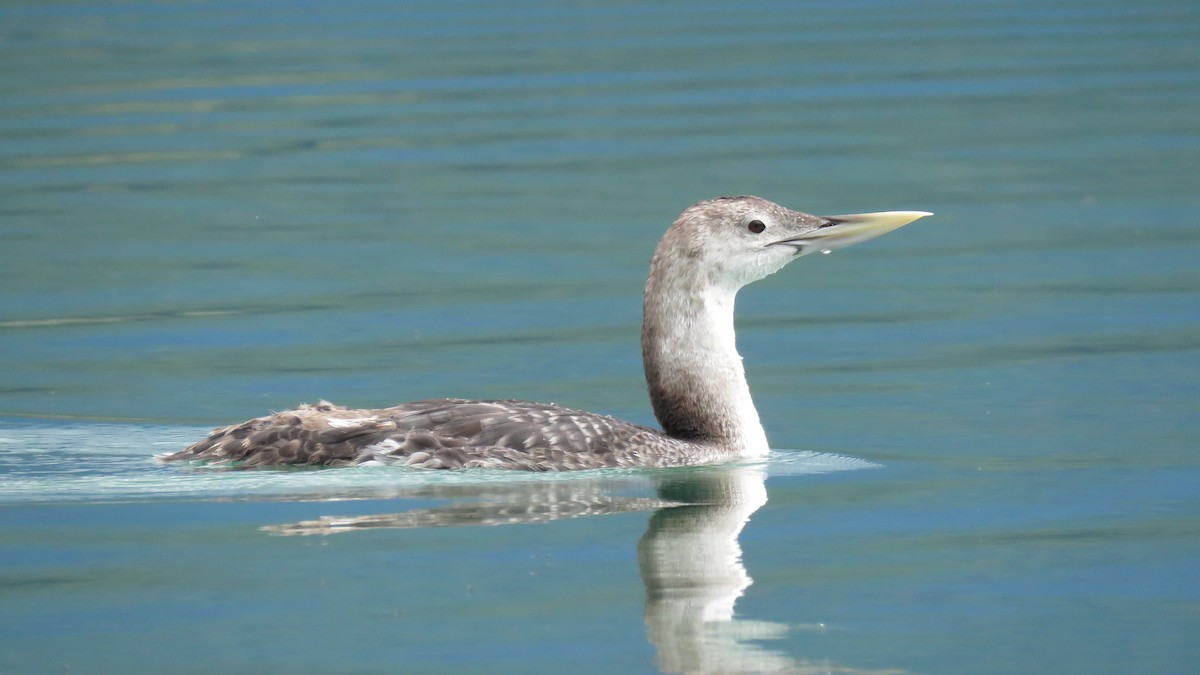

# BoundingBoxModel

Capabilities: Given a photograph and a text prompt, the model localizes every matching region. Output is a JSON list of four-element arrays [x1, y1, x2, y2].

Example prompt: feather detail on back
[[162, 399, 721, 471]]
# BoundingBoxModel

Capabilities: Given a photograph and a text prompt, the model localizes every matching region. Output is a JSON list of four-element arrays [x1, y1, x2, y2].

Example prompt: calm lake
[[2, 0, 1198, 673]]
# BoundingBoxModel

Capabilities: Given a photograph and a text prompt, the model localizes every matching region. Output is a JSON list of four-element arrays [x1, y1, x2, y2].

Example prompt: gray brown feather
[[162, 399, 723, 471]]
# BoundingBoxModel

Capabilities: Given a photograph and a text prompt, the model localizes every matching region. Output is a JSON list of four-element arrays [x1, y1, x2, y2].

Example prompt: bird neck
[[641, 257, 769, 457]]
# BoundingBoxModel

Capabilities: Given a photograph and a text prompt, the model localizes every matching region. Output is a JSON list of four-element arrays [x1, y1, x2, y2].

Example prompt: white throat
[[642, 258, 770, 457]]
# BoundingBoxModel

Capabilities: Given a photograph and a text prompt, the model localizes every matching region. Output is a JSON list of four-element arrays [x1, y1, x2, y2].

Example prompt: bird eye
[[747, 220, 766, 234]]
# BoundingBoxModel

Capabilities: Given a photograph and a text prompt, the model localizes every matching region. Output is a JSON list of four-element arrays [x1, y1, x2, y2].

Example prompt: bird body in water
[[162, 196, 929, 471]]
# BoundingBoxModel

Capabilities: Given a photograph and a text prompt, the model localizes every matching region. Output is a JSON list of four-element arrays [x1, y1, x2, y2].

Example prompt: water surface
[[2, 0, 1198, 672]]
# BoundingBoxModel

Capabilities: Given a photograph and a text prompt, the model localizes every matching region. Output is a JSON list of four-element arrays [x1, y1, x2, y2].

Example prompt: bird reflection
[[264, 465, 900, 674], [637, 465, 797, 672]]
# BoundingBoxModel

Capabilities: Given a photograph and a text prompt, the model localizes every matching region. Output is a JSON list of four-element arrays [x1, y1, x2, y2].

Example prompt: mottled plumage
[[164, 197, 928, 471], [165, 399, 720, 471]]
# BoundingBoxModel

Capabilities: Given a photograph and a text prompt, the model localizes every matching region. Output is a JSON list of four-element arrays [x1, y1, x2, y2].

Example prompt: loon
[[163, 196, 929, 471]]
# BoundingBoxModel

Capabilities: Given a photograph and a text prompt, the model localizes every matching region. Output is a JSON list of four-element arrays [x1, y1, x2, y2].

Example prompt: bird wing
[[163, 398, 680, 470]]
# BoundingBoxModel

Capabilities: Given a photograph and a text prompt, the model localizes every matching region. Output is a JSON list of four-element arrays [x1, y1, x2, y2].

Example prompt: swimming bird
[[163, 196, 929, 471]]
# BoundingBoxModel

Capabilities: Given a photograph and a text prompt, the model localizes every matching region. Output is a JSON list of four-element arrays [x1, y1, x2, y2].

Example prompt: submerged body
[[164, 196, 929, 471]]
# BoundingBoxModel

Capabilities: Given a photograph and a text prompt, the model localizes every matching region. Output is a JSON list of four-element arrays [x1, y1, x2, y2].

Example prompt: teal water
[[3, 0, 1199, 672]]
